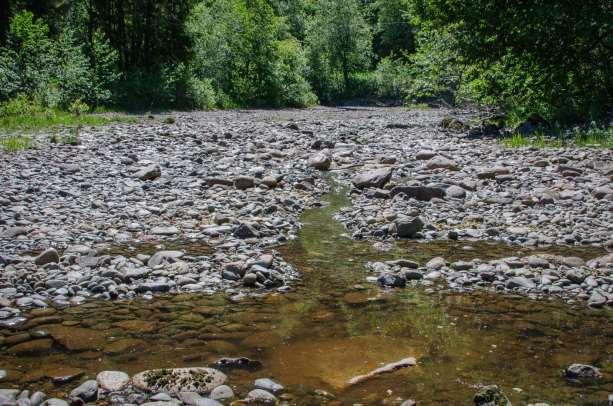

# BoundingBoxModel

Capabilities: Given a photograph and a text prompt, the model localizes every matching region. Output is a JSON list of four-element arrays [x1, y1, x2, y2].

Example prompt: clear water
[[0, 184, 611, 405]]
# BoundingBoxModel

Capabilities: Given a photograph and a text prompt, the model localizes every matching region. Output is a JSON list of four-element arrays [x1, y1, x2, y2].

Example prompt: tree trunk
[[341, 53, 349, 94], [0, 0, 9, 46]]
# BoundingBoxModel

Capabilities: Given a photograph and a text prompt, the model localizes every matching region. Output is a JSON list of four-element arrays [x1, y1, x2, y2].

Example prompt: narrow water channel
[[1, 184, 611, 404]]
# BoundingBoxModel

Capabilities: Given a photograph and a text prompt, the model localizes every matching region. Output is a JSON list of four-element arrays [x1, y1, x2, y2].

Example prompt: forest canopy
[[0, 0, 611, 125]]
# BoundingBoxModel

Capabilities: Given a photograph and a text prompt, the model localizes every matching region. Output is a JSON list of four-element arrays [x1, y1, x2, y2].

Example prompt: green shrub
[[186, 0, 315, 108], [68, 99, 90, 116], [0, 94, 37, 117], [274, 39, 317, 107], [373, 57, 410, 100], [408, 0, 611, 123], [0, 11, 119, 110], [184, 76, 217, 110]]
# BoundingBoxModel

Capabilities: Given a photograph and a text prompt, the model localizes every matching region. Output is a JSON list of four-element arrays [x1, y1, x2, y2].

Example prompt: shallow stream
[[0, 184, 611, 405]]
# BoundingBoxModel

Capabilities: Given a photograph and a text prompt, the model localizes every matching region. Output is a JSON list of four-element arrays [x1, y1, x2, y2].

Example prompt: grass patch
[[503, 125, 612, 149], [0, 135, 33, 153], [406, 103, 431, 110], [0, 110, 135, 131], [572, 125, 613, 148]]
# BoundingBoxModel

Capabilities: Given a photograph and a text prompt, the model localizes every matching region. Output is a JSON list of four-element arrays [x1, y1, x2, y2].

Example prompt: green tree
[[409, 0, 612, 123], [305, 0, 372, 101], [187, 0, 314, 107], [373, 0, 414, 59]]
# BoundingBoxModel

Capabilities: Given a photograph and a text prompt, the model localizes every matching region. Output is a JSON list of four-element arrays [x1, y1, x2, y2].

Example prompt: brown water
[[0, 185, 611, 405]]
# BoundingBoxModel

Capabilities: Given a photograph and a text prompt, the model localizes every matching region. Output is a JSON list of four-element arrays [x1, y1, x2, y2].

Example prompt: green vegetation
[[0, 134, 33, 152], [503, 125, 613, 149], [0, 0, 610, 131], [0, 96, 133, 130]]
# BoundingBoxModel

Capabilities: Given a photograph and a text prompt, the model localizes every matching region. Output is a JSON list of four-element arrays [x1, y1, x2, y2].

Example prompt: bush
[[373, 57, 410, 100], [403, 28, 463, 106], [273, 39, 317, 107], [116, 65, 184, 110], [0, 94, 37, 117], [184, 75, 217, 110], [305, 0, 373, 102]]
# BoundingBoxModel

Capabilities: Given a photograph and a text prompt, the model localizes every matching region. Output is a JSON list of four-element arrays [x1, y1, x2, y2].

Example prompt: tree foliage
[[408, 0, 612, 123], [186, 0, 316, 107], [0, 0, 610, 123], [305, 0, 373, 102]]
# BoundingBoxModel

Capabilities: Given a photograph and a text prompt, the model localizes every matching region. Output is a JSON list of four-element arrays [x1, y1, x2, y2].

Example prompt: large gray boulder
[[352, 167, 393, 189], [308, 152, 331, 170], [35, 248, 60, 266]]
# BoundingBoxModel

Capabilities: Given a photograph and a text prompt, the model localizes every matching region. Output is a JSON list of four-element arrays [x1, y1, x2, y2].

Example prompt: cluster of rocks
[[367, 252, 613, 307], [0, 367, 286, 405], [0, 244, 293, 321], [331, 120, 611, 248], [0, 110, 348, 311]]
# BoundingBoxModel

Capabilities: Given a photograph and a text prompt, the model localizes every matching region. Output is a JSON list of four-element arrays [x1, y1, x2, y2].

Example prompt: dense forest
[[0, 0, 611, 127]]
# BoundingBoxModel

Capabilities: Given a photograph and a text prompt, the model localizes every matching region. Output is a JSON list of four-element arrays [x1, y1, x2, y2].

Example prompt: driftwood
[[347, 357, 416, 385]]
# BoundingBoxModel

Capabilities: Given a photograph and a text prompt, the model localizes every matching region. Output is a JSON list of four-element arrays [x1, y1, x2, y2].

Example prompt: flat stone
[[44, 325, 107, 352], [97, 370, 130, 392], [151, 226, 179, 236], [351, 167, 393, 189], [390, 186, 445, 201], [104, 338, 146, 355], [69, 379, 98, 402], [234, 176, 255, 190], [1, 226, 28, 238], [8, 339, 53, 355], [506, 276, 536, 290], [254, 378, 284, 393], [113, 320, 157, 334], [209, 385, 234, 401], [244, 389, 277, 404], [308, 152, 331, 170], [148, 251, 184, 267]]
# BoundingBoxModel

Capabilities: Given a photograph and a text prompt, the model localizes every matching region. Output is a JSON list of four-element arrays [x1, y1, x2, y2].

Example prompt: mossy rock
[[474, 385, 511, 406], [132, 367, 226, 395]]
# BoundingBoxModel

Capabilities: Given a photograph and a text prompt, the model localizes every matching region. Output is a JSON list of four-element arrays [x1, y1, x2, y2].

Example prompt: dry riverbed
[[0, 107, 611, 405]]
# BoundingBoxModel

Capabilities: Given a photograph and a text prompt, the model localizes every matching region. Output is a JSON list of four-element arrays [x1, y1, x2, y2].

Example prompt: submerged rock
[[564, 364, 602, 385], [474, 385, 511, 406], [347, 357, 416, 385]]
